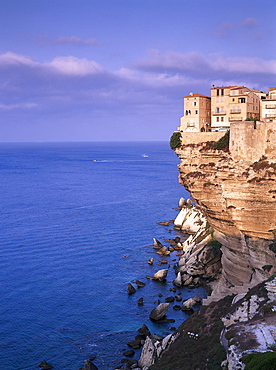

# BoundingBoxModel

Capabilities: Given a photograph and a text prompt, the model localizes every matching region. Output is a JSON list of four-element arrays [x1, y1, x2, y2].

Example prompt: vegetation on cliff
[[149, 295, 233, 370], [242, 351, 276, 369], [213, 129, 229, 151], [170, 131, 182, 149]]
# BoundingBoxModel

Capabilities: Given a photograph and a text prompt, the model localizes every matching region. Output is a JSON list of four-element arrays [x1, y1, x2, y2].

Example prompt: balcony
[[265, 114, 276, 118], [212, 111, 226, 115], [265, 105, 276, 109], [230, 109, 241, 114]]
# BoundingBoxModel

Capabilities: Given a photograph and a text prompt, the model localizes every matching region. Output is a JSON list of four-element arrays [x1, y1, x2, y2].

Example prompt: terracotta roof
[[211, 85, 238, 89], [182, 93, 210, 98]]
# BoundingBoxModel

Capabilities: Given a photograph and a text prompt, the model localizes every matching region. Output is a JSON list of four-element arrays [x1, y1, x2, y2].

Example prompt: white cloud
[[48, 56, 105, 76], [136, 50, 276, 75], [0, 52, 38, 67]]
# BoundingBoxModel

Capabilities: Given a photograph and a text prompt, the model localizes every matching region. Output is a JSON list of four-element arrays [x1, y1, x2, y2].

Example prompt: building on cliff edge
[[178, 85, 276, 133]]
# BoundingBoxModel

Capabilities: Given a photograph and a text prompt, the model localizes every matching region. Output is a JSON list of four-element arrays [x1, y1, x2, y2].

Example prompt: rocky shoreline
[[77, 197, 276, 370]]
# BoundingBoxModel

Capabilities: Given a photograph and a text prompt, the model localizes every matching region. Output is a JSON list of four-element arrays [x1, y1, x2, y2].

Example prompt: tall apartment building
[[211, 86, 261, 131], [261, 87, 276, 122], [179, 93, 211, 132]]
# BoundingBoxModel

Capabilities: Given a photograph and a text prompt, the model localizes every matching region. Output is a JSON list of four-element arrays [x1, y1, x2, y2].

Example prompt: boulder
[[126, 339, 142, 349], [152, 269, 168, 281], [137, 297, 144, 305], [150, 303, 169, 321], [135, 280, 146, 287], [165, 296, 175, 302], [153, 238, 163, 249], [123, 349, 135, 357], [127, 283, 136, 295], [182, 297, 199, 311], [148, 257, 154, 265], [138, 336, 156, 368], [38, 361, 54, 370], [173, 272, 182, 287], [179, 197, 186, 208], [138, 324, 151, 338], [80, 360, 98, 370]]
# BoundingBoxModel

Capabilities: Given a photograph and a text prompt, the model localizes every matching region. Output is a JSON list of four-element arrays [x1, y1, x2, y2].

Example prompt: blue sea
[[0, 142, 207, 370]]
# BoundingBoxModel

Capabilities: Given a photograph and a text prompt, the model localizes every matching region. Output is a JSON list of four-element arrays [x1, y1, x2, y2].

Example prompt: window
[[217, 89, 219, 96], [216, 117, 219, 122], [216, 107, 220, 113], [221, 117, 224, 122], [195, 110, 198, 114], [193, 102, 197, 106], [221, 89, 224, 96], [185, 110, 188, 115]]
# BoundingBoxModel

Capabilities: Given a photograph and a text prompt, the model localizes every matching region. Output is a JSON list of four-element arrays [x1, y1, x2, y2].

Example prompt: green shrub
[[269, 241, 276, 253], [213, 130, 230, 151], [170, 131, 182, 149], [242, 351, 276, 369]]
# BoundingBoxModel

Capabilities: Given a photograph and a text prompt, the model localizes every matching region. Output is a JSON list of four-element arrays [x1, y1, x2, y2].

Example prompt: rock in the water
[[173, 272, 182, 287], [182, 297, 198, 310], [165, 296, 175, 302], [38, 361, 54, 369], [123, 349, 135, 357], [153, 238, 163, 249], [135, 280, 146, 287], [138, 324, 151, 338], [80, 360, 98, 370], [152, 269, 168, 281], [137, 297, 144, 305], [179, 197, 186, 208], [127, 339, 142, 349], [186, 199, 192, 206], [148, 257, 154, 265], [127, 283, 136, 295], [150, 302, 169, 321]]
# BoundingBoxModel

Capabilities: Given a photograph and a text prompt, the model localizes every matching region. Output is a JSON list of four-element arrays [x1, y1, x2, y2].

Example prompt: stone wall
[[180, 131, 224, 145], [230, 121, 276, 162]]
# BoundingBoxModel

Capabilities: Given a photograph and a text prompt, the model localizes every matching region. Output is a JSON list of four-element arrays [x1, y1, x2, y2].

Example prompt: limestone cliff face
[[175, 124, 276, 297]]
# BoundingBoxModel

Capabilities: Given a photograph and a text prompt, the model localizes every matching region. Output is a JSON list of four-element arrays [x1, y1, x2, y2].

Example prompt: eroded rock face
[[222, 276, 276, 370], [175, 135, 276, 298]]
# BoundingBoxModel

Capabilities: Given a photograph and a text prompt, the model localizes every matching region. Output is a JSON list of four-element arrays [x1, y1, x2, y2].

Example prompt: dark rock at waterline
[[121, 358, 138, 367], [150, 302, 169, 321], [126, 339, 142, 349], [38, 361, 54, 369], [137, 297, 144, 305], [135, 333, 146, 342], [123, 349, 135, 357], [173, 305, 182, 310], [79, 359, 98, 370], [134, 280, 146, 287], [127, 283, 136, 295], [138, 324, 151, 338], [83, 360, 98, 370], [165, 296, 175, 302]]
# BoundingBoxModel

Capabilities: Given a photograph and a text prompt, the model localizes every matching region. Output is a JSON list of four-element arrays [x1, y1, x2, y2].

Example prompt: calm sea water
[[0, 142, 206, 370]]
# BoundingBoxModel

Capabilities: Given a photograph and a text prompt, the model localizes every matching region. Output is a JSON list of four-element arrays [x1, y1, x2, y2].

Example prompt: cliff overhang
[[175, 121, 276, 298]]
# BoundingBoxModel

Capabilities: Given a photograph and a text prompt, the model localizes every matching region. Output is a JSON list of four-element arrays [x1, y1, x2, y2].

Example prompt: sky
[[0, 0, 275, 142]]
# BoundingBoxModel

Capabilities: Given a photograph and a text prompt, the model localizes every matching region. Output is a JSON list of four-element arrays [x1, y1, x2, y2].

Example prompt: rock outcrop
[[175, 126, 276, 300]]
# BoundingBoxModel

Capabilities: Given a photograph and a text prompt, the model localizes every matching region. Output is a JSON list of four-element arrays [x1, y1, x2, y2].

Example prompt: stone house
[[178, 93, 211, 132]]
